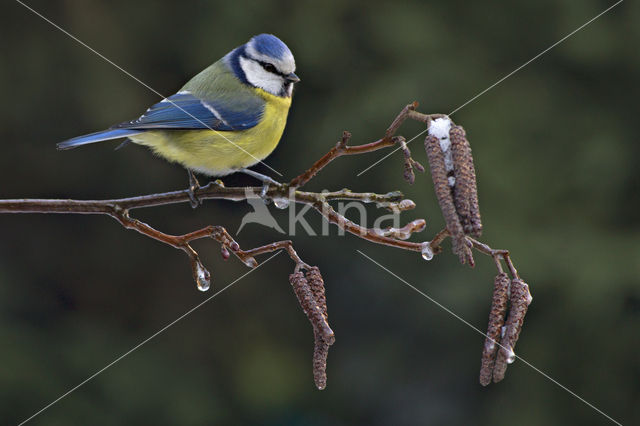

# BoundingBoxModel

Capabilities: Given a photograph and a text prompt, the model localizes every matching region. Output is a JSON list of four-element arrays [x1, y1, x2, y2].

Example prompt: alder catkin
[[425, 134, 472, 264], [290, 268, 335, 390], [313, 338, 330, 390], [480, 273, 510, 386], [450, 125, 482, 237], [306, 267, 327, 320], [493, 278, 532, 382]]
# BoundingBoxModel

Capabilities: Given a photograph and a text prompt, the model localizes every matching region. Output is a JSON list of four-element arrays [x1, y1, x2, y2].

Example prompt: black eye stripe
[[258, 60, 285, 77]]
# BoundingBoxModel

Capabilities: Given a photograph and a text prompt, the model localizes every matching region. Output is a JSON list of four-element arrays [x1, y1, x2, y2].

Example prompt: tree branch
[[0, 102, 531, 389]]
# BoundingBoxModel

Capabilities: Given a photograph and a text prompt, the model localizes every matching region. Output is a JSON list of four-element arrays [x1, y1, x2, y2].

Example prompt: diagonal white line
[[14, 0, 283, 177], [356, 129, 428, 177], [357, 0, 623, 177], [18, 252, 281, 426], [357, 250, 623, 426], [448, 0, 623, 116]]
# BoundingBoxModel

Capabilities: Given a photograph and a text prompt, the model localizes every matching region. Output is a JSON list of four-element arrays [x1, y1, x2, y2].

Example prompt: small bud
[[374, 219, 426, 240], [397, 199, 416, 211], [221, 245, 230, 260]]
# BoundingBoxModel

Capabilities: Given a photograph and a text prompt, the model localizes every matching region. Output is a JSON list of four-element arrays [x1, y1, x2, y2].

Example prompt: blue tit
[[58, 34, 300, 179]]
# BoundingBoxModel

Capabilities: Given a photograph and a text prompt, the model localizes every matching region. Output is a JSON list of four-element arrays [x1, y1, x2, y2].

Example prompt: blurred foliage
[[1, 0, 639, 425]]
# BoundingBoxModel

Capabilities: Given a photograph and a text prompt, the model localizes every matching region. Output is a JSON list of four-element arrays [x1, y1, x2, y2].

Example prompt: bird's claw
[[260, 183, 271, 204], [187, 170, 203, 209], [188, 186, 200, 209], [239, 168, 283, 204]]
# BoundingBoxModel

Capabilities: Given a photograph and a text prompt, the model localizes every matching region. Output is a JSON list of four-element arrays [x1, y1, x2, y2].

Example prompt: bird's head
[[227, 34, 299, 98]]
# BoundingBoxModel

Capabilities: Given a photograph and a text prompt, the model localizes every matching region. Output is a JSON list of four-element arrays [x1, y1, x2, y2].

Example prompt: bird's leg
[[187, 170, 202, 209], [239, 168, 281, 186], [238, 168, 283, 203]]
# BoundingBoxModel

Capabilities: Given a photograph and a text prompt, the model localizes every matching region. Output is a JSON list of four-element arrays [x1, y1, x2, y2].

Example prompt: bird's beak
[[286, 72, 300, 83]]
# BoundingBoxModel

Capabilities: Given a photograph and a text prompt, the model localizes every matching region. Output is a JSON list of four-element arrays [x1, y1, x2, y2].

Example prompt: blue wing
[[57, 128, 143, 150], [57, 89, 264, 150], [113, 91, 263, 132]]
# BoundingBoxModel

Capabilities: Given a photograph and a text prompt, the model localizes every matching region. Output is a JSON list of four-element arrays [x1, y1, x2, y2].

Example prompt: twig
[[288, 102, 443, 189], [0, 102, 530, 389]]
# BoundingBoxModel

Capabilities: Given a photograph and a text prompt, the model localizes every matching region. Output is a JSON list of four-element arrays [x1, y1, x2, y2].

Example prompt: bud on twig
[[0, 100, 532, 389], [374, 219, 426, 240], [398, 136, 425, 184]]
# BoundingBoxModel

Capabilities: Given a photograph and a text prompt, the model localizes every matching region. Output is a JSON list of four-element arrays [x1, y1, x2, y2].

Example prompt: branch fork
[[0, 102, 531, 389]]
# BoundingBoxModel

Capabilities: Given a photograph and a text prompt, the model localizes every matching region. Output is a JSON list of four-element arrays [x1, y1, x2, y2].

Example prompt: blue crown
[[250, 34, 292, 60]]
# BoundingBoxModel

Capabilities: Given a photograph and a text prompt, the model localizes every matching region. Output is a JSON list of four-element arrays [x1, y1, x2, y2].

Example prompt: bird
[[57, 34, 300, 205]]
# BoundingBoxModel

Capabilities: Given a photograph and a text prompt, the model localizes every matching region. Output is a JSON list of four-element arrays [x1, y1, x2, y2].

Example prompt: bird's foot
[[260, 182, 270, 203], [187, 170, 203, 209], [239, 168, 285, 203]]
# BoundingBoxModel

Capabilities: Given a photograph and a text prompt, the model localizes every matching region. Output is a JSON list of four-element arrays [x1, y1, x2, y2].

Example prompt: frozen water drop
[[195, 263, 211, 292], [506, 347, 516, 364], [243, 256, 258, 268], [273, 197, 290, 209], [421, 242, 434, 261]]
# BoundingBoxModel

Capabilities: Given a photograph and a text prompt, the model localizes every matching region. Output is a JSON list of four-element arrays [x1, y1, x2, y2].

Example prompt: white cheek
[[239, 56, 284, 96]]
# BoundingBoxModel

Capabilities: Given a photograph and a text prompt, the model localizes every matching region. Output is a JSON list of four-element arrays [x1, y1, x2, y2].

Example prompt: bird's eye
[[262, 62, 278, 73]]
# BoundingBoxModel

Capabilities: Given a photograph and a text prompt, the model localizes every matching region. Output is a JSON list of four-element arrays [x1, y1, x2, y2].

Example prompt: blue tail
[[57, 128, 143, 150]]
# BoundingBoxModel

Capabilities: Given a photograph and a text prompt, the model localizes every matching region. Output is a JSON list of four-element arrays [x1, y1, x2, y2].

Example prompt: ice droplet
[[242, 256, 258, 268], [421, 242, 434, 261], [525, 286, 533, 305], [506, 347, 516, 364], [195, 263, 211, 292], [273, 197, 290, 209]]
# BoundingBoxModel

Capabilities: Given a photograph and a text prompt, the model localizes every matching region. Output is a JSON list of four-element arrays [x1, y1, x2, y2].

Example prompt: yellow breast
[[129, 89, 292, 176]]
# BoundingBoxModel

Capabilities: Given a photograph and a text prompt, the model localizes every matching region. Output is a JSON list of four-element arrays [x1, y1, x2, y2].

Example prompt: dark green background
[[1, 1, 638, 425]]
